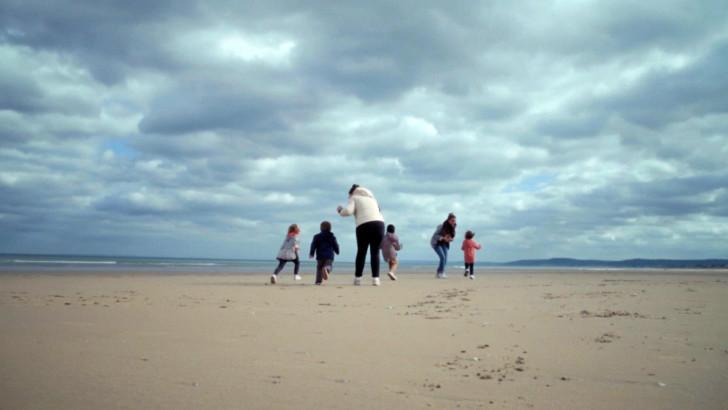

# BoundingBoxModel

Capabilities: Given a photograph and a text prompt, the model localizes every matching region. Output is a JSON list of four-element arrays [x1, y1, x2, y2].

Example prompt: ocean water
[[0, 254, 438, 275]]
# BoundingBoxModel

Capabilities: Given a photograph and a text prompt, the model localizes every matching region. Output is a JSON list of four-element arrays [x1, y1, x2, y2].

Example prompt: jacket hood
[[351, 187, 374, 198]]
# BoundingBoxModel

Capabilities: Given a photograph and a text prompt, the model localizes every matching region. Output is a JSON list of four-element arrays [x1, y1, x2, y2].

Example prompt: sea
[[0, 253, 438, 275], [3, 254, 721, 276]]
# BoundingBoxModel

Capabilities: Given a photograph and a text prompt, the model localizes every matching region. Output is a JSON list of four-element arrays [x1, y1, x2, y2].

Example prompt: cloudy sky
[[1, 1, 727, 262]]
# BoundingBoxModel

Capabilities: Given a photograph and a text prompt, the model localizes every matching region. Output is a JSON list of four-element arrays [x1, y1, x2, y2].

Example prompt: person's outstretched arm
[[337, 198, 355, 217]]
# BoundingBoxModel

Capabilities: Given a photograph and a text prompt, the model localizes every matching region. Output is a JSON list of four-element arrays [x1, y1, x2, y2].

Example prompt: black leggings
[[355, 221, 385, 278], [273, 258, 300, 275]]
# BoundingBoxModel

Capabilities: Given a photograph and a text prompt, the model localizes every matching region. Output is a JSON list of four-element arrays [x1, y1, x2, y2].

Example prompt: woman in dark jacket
[[430, 213, 457, 278]]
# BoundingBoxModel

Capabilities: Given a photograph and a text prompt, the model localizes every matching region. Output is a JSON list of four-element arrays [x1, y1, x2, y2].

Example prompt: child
[[271, 224, 301, 284], [309, 221, 340, 285], [380, 224, 402, 280], [461, 230, 482, 279]]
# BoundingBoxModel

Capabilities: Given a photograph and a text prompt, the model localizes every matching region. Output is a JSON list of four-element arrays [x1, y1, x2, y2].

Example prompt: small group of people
[[430, 212, 482, 279], [271, 184, 482, 286], [271, 184, 401, 286]]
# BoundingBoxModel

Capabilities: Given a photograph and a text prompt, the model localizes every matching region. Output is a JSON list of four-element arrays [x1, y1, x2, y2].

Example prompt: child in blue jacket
[[309, 221, 340, 285]]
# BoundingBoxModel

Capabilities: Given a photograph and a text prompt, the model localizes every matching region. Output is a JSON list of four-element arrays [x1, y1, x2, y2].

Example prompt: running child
[[271, 224, 301, 284], [380, 224, 402, 280], [309, 221, 340, 285], [461, 230, 482, 279]]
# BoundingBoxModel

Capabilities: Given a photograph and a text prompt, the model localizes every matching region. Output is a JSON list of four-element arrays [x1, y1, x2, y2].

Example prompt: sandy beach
[[1, 269, 727, 409]]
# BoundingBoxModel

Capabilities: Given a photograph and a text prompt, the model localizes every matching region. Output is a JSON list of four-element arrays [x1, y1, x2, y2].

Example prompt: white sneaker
[[469, 275, 474, 280], [387, 271, 397, 281], [353, 277, 362, 286], [270, 275, 277, 284], [373, 277, 381, 286], [294, 274, 302, 281]]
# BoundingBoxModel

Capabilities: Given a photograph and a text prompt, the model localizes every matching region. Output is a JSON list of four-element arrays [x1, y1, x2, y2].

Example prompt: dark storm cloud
[[0, 67, 44, 113], [571, 173, 728, 220], [138, 76, 320, 135], [602, 41, 728, 129], [294, 2, 481, 101], [0, 58, 99, 116], [1, 0, 200, 83]]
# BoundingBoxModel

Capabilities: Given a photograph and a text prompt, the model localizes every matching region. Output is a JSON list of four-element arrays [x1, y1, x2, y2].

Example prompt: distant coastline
[[486, 257, 728, 269]]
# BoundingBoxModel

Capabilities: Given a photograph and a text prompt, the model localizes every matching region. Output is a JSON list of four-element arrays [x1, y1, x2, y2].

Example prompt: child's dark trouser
[[315, 259, 333, 284], [274, 258, 300, 275], [465, 263, 474, 275]]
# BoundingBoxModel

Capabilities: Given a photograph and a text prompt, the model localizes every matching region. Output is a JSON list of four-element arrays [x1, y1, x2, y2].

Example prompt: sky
[[1, 1, 727, 262]]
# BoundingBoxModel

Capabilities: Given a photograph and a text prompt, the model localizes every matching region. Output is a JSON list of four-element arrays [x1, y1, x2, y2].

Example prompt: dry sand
[[1, 269, 727, 409]]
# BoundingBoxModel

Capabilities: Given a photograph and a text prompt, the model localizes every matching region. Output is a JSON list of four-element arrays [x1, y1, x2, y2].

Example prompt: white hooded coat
[[338, 187, 384, 227]]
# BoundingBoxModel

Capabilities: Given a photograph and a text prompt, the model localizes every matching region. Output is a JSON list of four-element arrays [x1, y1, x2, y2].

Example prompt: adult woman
[[337, 184, 385, 286], [430, 213, 457, 278]]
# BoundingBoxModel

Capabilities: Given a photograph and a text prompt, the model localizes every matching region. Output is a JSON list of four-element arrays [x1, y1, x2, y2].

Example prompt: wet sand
[[1, 269, 727, 409]]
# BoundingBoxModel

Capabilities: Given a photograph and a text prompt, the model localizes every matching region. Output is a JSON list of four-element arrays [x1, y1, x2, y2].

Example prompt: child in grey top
[[271, 224, 301, 284]]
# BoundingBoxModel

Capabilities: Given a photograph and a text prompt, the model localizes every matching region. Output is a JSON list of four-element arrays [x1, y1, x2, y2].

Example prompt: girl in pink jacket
[[461, 230, 482, 279]]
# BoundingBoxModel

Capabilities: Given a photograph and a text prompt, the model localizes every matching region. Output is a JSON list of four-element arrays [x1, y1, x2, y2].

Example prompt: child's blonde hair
[[288, 224, 300, 234]]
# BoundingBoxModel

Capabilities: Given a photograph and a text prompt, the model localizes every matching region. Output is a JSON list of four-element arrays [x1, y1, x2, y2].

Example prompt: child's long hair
[[287, 224, 300, 234]]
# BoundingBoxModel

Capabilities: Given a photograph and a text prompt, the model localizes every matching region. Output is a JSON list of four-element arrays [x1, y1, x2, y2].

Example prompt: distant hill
[[493, 258, 728, 269]]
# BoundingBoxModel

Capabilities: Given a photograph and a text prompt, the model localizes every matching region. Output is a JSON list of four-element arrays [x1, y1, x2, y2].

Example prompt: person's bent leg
[[315, 260, 324, 284], [441, 246, 449, 276], [273, 259, 287, 275], [387, 258, 398, 280], [390, 258, 398, 274], [355, 224, 368, 277], [433, 245, 446, 274], [368, 221, 385, 278]]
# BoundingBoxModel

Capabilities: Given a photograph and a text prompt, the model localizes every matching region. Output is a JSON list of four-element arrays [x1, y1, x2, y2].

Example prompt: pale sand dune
[[1, 270, 727, 409]]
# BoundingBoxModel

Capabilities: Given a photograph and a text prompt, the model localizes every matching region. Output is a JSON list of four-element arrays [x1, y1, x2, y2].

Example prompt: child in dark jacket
[[309, 221, 340, 285]]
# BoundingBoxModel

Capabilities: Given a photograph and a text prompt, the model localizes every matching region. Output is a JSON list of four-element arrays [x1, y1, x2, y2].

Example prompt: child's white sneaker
[[270, 275, 277, 284], [469, 275, 474, 280], [373, 277, 381, 286], [353, 277, 362, 286], [294, 274, 302, 281], [387, 271, 397, 281]]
